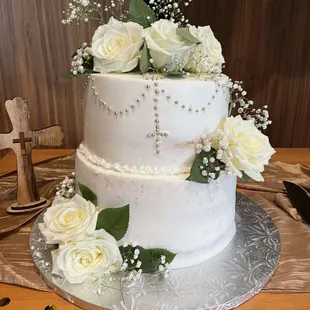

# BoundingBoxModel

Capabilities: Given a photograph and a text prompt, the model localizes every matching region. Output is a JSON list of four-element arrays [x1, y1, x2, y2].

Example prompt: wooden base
[[7, 198, 51, 214]]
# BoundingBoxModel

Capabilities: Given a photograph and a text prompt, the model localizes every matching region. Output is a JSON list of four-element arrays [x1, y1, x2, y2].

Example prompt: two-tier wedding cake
[[40, 0, 274, 285], [76, 73, 237, 268]]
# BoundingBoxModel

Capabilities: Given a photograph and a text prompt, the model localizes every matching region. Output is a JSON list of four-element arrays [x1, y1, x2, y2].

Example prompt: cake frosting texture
[[76, 73, 236, 269], [83, 73, 230, 169]]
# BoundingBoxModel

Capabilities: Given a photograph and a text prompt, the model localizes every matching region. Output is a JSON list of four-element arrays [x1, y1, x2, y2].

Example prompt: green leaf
[[129, 0, 157, 28], [240, 172, 251, 182], [177, 28, 201, 44], [187, 148, 226, 183], [96, 205, 130, 241], [140, 43, 150, 73], [187, 150, 209, 183], [119, 245, 176, 273], [166, 71, 185, 77], [147, 248, 176, 265], [78, 183, 98, 205]]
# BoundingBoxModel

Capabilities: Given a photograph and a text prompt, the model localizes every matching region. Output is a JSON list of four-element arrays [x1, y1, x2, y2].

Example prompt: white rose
[[144, 20, 195, 71], [220, 116, 275, 181], [51, 229, 123, 283], [186, 26, 224, 74], [38, 194, 98, 244], [92, 17, 144, 74]]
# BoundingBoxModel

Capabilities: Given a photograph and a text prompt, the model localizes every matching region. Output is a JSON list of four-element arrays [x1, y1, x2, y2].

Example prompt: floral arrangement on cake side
[[188, 81, 275, 184], [39, 180, 175, 285]]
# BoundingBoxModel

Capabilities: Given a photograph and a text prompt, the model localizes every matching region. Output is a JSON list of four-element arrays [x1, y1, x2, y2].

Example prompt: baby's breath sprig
[[62, 0, 129, 25], [119, 243, 175, 286], [120, 243, 143, 287], [144, 57, 192, 78], [62, 0, 104, 24], [227, 80, 272, 130], [68, 43, 94, 76], [147, 0, 193, 26], [103, 0, 129, 22], [56, 173, 76, 199], [190, 130, 233, 183]]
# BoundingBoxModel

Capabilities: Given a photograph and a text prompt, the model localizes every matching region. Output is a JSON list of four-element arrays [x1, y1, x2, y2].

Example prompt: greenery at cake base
[[38, 182, 176, 286]]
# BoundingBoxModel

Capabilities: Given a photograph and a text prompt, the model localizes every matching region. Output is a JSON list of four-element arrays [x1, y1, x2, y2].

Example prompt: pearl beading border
[[85, 75, 229, 155], [88, 76, 146, 116], [87, 75, 227, 117], [77, 144, 191, 176]]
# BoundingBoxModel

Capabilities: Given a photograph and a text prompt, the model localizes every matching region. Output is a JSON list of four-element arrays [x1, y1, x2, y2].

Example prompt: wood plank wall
[[0, 0, 309, 148]]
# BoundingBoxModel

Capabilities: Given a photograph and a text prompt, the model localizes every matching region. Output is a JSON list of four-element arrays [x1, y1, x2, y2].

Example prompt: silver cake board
[[30, 193, 281, 310]]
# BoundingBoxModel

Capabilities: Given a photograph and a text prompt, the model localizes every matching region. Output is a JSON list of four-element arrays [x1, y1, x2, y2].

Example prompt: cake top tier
[[63, 0, 225, 79], [83, 73, 229, 171], [62, 0, 274, 183]]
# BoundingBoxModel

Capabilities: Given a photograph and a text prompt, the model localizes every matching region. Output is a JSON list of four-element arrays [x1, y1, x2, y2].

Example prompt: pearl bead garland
[[165, 84, 222, 113], [87, 75, 228, 155], [88, 75, 223, 118], [88, 76, 145, 116]]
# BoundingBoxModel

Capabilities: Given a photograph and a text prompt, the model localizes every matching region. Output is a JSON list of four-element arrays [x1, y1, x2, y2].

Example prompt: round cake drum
[[30, 193, 281, 310]]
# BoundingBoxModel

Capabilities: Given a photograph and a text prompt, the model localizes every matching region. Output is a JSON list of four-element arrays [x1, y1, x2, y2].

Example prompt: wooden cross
[[13, 132, 33, 155], [0, 97, 64, 213]]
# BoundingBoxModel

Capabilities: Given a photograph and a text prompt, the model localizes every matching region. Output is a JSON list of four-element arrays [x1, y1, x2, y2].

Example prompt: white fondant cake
[[76, 73, 236, 269]]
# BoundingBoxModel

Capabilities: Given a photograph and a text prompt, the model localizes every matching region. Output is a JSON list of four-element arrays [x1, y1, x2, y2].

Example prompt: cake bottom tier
[[76, 150, 237, 269]]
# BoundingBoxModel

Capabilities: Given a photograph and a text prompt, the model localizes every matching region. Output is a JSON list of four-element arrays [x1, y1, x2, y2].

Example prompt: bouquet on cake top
[[63, 0, 224, 77]]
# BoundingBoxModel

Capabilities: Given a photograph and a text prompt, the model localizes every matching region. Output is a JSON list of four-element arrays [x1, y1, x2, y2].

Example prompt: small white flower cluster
[[71, 43, 92, 75], [190, 54, 224, 76], [120, 244, 171, 287], [62, 0, 102, 24], [120, 243, 143, 287], [157, 255, 170, 278], [196, 130, 231, 182], [146, 56, 191, 77], [121, 268, 143, 287], [103, 0, 128, 22], [227, 80, 272, 130], [160, 58, 191, 77], [148, 0, 192, 25], [56, 173, 76, 199]]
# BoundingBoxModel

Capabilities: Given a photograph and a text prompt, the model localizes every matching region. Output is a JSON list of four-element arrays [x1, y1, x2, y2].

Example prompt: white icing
[[83, 73, 230, 168], [77, 73, 236, 270], [76, 151, 236, 269], [78, 143, 191, 175]]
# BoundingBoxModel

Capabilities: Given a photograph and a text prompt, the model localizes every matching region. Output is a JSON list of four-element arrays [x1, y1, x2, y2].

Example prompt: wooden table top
[[0, 148, 310, 310]]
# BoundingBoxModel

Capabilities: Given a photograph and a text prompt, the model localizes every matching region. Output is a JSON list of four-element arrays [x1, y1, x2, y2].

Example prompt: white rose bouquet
[[39, 185, 176, 285], [189, 115, 275, 184], [62, 0, 225, 77]]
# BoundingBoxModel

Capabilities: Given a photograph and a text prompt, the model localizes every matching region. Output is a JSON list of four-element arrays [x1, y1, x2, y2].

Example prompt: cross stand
[[0, 97, 64, 214]]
